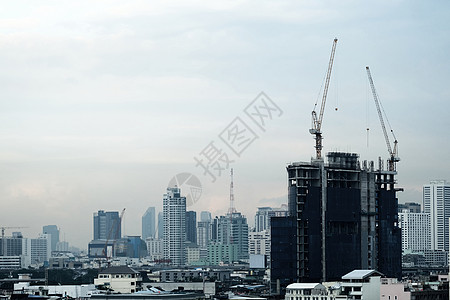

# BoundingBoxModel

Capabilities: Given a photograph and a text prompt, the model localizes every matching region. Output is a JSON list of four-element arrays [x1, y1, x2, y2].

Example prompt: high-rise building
[[272, 152, 401, 287], [398, 202, 421, 213], [200, 211, 212, 222], [254, 206, 289, 232], [186, 211, 197, 244], [30, 234, 51, 265], [217, 212, 249, 261], [423, 180, 450, 251], [158, 212, 164, 239], [93, 210, 121, 240], [163, 186, 186, 265], [398, 212, 431, 252], [248, 230, 270, 257], [42, 225, 59, 252], [197, 220, 211, 249], [142, 207, 156, 240], [270, 216, 297, 292]]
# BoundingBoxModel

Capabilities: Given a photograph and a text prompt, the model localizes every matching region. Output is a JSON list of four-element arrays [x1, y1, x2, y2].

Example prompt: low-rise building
[[285, 283, 329, 300], [94, 266, 142, 293], [160, 269, 231, 282]]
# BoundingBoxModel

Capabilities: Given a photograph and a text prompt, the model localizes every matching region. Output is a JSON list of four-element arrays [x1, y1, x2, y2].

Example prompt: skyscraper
[[163, 186, 186, 265], [158, 212, 164, 239], [217, 212, 249, 261], [142, 207, 156, 240], [254, 206, 288, 232], [93, 210, 121, 241], [423, 180, 450, 251], [186, 211, 197, 244], [272, 152, 401, 287], [42, 225, 59, 252], [200, 211, 212, 222]]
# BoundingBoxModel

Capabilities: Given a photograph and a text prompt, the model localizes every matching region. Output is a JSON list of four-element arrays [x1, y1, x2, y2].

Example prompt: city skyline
[[0, 2, 449, 249]]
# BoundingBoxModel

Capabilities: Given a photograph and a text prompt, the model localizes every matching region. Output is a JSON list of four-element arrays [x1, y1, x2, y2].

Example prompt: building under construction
[[271, 153, 401, 290], [271, 39, 402, 292]]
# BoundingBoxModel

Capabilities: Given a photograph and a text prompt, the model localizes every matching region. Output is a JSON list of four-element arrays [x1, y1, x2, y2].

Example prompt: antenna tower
[[228, 168, 237, 215]]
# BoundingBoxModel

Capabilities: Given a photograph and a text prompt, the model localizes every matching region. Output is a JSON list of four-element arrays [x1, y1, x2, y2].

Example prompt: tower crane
[[365, 66, 400, 171], [310, 38, 338, 159]]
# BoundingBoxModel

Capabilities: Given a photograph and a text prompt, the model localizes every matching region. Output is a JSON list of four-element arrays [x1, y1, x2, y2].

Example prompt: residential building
[[141, 207, 156, 240], [197, 220, 211, 249], [30, 234, 51, 265], [200, 211, 212, 222], [186, 243, 200, 265], [93, 210, 121, 241], [94, 266, 142, 293], [160, 269, 231, 282], [186, 211, 197, 244], [398, 212, 431, 252], [248, 230, 270, 257], [208, 242, 237, 265], [163, 186, 186, 266], [285, 283, 329, 300], [145, 237, 163, 261], [158, 212, 164, 239], [56, 241, 69, 252], [42, 225, 59, 252], [216, 213, 249, 261], [423, 180, 450, 251], [398, 202, 421, 213], [255, 205, 288, 232]]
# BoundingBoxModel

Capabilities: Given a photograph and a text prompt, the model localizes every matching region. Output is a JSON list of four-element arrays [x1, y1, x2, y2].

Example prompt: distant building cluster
[[1, 153, 449, 300]]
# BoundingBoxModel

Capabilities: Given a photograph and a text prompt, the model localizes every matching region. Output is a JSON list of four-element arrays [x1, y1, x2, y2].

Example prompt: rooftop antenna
[[228, 168, 237, 215]]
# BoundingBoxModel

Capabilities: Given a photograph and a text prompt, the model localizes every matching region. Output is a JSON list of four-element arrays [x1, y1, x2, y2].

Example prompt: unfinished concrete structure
[[281, 152, 401, 283]]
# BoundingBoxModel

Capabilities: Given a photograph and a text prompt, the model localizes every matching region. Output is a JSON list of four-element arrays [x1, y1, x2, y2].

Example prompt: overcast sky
[[1, 1, 449, 249]]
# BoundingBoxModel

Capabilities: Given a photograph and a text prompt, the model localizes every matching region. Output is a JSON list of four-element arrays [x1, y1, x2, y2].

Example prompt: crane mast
[[310, 38, 338, 159], [365, 66, 399, 171]]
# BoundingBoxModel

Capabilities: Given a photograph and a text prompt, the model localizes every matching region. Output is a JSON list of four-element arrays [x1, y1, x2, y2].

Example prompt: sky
[[0, 1, 449, 249]]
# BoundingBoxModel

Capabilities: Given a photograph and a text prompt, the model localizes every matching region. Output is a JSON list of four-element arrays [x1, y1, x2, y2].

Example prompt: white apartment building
[[423, 180, 450, 251], [398, 212, 431, 251], [163, 186, 186, 265], [248, 230, 270, 257], [145, 237, 163, 261], [197, 220, 211, 249], [30, 234, 51, 265]]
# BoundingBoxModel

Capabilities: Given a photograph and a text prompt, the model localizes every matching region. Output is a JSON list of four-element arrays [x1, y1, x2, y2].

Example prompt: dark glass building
[[271, 152, 401, 291]]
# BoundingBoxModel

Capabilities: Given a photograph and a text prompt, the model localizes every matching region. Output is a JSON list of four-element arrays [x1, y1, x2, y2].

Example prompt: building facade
[[145, 237, 163, 261], [141, 207, 156, 240], [254, 205, 288, 232], [274, 152, 401, 286], [93, 210, 121, 241], [94, 266, 142, 293], [398, 212, 431, 252], [42, 225, 59, 252], [217, 213, 249, 261], [248, 230, 270, 257], [163, 186, 186, 266], [30, 234, 51, 265], [186, 211, 197, 244], [423, 180, 450, 251]]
